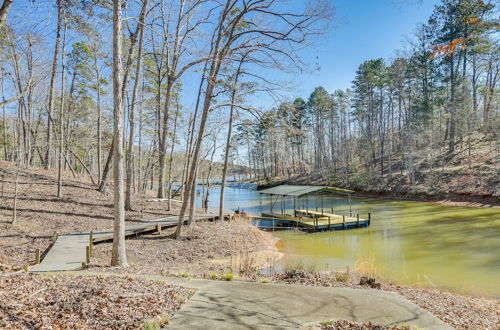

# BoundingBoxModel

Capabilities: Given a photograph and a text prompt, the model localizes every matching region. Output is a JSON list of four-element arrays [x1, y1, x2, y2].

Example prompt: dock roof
[[259, 185, 354, 197]]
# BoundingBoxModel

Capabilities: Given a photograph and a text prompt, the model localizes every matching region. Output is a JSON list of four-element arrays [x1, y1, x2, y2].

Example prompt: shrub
[[219, 273, 234, 281]]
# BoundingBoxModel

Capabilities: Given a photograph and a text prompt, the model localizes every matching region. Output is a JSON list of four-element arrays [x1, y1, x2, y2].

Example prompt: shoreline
[[254, 180, 499, 208], [351, 190, 500, 208]]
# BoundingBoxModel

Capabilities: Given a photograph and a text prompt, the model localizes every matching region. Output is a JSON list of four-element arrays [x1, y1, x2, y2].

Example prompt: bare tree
[[175, 0, 332, 237], [57, 21, 67, 198], [111, 0, 127, 267], [125, 0, 149, 210], [219, 53, 246, 221], [45, 0, 64, 170]]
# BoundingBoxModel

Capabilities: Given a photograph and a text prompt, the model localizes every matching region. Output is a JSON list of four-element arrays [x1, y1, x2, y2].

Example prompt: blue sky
[[5, 0, 441, 113], [256, 0, 440, 105]]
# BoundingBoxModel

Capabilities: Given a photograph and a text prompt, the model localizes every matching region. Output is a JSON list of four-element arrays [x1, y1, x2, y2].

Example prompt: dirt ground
[[90, 219, 280, 276], [0, 160, 178, 268]]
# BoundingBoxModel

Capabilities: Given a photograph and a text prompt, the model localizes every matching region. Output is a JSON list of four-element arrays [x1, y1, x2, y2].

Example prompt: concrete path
[[30, 209, 230, 272], [159, 277, 452, 330]]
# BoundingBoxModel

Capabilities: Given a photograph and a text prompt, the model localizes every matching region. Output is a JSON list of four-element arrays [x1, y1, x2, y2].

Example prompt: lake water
[[196, 187, 500, 297]]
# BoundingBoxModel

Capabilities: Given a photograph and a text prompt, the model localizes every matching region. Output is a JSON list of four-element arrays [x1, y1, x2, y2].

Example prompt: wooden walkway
[[30, 209, 232, 272]]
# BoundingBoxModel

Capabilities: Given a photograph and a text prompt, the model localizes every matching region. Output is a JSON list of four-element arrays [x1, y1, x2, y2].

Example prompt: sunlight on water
[[198, 187, 500, 297]]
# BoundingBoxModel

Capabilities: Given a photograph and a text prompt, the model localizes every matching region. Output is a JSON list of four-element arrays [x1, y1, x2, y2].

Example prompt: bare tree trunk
[[187, 163, 198, 224], [448, 54, 456, 154], [95, 61, 103, 184], [98, 140, 114, 193], [45, 0, 63, 169], [111, 0, 127, 267], [11, 160, 19, 224], [167, 107, 179, 211], [125, 15, 146, 210], [57, 22, 67, 198], [219, 55, 245, 221], [99, 0, 149, 193], [0, 0, 13, 28], [1, 69, 8, 161]]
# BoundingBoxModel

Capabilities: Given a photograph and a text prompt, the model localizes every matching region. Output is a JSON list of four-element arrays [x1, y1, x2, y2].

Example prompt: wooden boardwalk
[[30, 209, 232, 272]]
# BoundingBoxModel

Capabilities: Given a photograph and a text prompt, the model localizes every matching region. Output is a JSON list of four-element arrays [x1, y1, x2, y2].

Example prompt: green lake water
[[198, 187, 500, 297]]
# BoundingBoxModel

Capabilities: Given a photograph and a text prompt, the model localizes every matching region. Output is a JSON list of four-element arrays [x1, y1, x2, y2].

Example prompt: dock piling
[[86, 246, 90, 264], [89, 231, 93, 257], [356, 214, 360, 228]]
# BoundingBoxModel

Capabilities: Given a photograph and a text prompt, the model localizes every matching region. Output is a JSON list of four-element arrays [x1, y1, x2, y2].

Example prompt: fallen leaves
[[0, 273, 192, 329], [316, 320, 409, 329]]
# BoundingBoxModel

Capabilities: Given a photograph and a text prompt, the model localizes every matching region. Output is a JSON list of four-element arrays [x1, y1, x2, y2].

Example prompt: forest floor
[[0, 160, 181, 268], [258, 137, 500, 207], [89, 220, 280, 277], [0, 272, 193, 329]]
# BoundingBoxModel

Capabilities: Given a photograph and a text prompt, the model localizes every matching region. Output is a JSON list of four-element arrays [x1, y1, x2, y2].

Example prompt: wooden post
[[343, 215, 346, 229], [89, 231, 94, 257], [356, 214, 360, 228], [157, 223, 161, 234], [259, 194, 262, 214], [35, 249, 40, 265], [281, 195, 284, 217], [321, 194, 324, 215], [328, 216, 331, 230], [86, 246, 90, 264], [368, 212, 371, 226], [349, 193, 352, 217]]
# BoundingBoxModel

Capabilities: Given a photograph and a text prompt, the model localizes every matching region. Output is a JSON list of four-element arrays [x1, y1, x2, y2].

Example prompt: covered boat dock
[[257, 185, 370, 232]]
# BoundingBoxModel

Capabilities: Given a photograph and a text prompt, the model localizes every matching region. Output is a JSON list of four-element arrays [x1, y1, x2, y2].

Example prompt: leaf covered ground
[[314, 320, 409, 329], [0, 160, 178, 268], [0, 273, 192, 329], [91, 219, 279, 276]]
